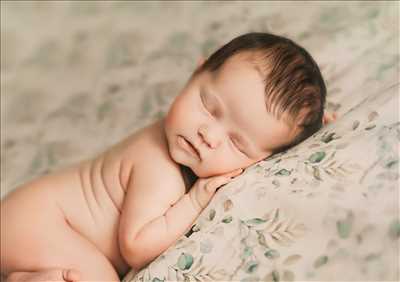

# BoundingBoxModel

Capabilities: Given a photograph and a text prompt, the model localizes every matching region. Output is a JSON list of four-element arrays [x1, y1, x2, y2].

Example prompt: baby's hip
[[1, 164, 127, 274], [0, 193, 127, 278]]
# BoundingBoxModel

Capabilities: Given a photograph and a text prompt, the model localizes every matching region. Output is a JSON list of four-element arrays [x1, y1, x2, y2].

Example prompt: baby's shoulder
[[126, 120, 175, 167], [117, 120, 186, 198]]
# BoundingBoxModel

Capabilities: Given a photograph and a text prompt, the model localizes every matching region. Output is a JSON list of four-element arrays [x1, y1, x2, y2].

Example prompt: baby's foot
[[6, 268, 80, 282]]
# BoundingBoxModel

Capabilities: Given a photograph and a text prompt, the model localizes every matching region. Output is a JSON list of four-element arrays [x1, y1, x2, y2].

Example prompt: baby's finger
[[206, 176, 231, 192], [224, 168, 244, 178]]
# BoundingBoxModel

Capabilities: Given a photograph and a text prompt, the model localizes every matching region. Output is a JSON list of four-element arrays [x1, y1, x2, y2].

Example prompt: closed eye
[[230, 137, 247, 156], [200, 92, 207, 110], [200, 91, 218, 117], [201, 90, 247, 157]]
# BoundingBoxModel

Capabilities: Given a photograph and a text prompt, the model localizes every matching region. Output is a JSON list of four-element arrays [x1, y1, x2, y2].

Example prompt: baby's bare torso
[[1, 119, 187, 276]]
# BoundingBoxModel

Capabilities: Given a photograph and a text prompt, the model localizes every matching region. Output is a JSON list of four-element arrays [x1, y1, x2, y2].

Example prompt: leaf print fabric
[[1, 1, 398, 282], [121, 2, 398, 281]]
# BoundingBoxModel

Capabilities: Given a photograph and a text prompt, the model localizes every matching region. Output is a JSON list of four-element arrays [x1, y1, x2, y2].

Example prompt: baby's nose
[[198, 125, 222, 149], [206, 135, 221, 149]]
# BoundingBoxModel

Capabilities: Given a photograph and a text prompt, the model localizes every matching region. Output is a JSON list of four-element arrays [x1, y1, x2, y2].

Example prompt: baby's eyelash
[[230, 137, 246, 155], [200, 92, 207, 108], [230, 137, 238, 149], [201, 92, 215, 116]]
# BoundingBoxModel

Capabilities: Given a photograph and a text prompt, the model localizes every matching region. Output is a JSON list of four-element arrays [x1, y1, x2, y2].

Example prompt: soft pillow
[[123, 81, 399, 281], [122, 3, 399, 281]]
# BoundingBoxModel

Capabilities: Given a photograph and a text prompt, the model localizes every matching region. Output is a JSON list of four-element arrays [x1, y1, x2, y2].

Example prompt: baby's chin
[[191, 166, 229, 178], [167, 144, 228, 178], [177, 160, 211, 178]]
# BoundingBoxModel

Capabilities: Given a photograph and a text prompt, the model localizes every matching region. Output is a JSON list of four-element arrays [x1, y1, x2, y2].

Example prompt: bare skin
[[1, 120, 183, 281], [323, 111, 337, 125], [0, 119, 245, 282], [5, 269, 80, 282], [1, 53, 336, 281]]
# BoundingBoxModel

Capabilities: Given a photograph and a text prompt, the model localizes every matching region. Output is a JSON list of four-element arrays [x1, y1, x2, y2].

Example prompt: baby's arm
[[118, 158, 198, 271], [119, 160, 242, 271]]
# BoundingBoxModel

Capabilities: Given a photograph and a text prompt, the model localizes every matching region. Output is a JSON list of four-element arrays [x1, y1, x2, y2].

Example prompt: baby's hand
[[188, 168, 243, 212], [323, 111, 338, 125]]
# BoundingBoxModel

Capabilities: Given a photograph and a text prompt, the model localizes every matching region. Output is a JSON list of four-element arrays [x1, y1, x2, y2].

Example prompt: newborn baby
[[1, 32, 335, 282]]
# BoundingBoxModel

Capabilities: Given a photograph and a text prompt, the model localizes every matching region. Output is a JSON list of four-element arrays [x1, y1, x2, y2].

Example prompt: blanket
[[1, 1, 398, 281]]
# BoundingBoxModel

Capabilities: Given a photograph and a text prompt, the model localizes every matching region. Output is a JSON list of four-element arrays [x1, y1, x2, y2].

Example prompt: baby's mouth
[[187, 139, 201, 160], [180, 135, 201, 160]]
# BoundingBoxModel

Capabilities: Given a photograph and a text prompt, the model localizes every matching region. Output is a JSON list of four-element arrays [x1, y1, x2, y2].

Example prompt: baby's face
[[164, 53, 300, 178]]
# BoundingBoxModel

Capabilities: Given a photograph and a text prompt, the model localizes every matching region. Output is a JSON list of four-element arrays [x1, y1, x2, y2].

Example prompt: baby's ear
[[197, 57, 205, 67], [323, 112, 338, 125]]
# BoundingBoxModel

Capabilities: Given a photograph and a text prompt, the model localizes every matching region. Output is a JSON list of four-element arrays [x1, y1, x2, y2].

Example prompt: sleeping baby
[[1, 32, 336, 282]]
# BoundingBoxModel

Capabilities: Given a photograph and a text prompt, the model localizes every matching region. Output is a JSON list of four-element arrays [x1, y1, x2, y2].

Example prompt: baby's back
[[1, 118, 187, 277]]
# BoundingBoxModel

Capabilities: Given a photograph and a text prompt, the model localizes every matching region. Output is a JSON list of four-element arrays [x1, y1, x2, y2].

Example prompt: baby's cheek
[[165, 106, 178, 122], [168, 103, 192, 126], [201, 156, 239, 177]]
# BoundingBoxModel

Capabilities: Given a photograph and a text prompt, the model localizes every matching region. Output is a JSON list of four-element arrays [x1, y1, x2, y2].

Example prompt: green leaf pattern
[[0, 1, 397, 282]]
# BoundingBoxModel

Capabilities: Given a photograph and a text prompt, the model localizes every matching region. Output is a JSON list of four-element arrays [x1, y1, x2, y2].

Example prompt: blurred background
[[1, 1, 398, 199]]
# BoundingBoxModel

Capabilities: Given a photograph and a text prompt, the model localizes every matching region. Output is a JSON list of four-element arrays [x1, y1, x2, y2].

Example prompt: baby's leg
[[1, 209, 120, 282], [6, 268, 80, 282]]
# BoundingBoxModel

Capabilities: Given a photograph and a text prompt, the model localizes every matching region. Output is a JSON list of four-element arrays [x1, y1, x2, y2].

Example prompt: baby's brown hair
[[192, 32, 326, 155]]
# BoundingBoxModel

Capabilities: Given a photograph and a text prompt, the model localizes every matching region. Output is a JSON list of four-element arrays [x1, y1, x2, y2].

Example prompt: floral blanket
[[1, 1, 398, 281]]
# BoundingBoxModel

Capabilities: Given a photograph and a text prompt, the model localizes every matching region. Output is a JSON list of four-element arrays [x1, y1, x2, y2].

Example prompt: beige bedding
[[1, 1, 398, 281]]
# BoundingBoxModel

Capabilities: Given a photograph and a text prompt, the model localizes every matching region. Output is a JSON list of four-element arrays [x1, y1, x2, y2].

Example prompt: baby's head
[[164, 32, 326, 178]]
